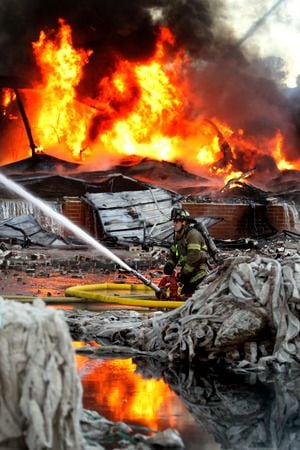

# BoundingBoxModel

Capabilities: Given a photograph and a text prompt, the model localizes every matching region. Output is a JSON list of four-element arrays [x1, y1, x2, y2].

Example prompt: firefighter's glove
[[163, 262, 174, 275], [176, 272, 189, 284]]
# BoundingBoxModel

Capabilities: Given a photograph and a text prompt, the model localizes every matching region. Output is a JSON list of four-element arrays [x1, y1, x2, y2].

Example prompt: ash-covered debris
[[0, 242, 11, 267], [215, 230, 300, 255], [81, 409, 184, 450], [64, 251, 300, 372], [0, 242, 165, 270], [0, 227, 299, 298]]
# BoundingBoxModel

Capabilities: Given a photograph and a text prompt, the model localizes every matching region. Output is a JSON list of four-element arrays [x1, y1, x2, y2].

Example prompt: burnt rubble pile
[[66, 252, 300, 372], [0, 242, 164, 276], [186, 180, 271, 204]]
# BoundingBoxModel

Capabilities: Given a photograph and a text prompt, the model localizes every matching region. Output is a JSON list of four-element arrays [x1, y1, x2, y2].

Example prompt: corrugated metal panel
[[0, 214, 67, 246], [84, 188, 181, 246]]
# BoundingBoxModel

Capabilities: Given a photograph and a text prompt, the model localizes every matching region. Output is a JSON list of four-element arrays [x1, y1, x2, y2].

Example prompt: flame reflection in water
[[75, 354, 219, 449]]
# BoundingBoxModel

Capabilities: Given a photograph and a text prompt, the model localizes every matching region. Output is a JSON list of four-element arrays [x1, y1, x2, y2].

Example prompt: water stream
[[0, 172, 133, 272]]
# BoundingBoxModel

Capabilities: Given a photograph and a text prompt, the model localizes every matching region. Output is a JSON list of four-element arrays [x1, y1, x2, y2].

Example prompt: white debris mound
[[77, 253, 300, 370], [0, 298, 83, 450]]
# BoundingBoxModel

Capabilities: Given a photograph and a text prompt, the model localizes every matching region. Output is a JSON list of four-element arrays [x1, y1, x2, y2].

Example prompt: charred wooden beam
[[14, 88, 37, 158]]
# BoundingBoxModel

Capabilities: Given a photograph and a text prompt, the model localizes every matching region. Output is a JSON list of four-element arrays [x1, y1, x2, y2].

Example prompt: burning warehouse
[[0, 0, 299, 244], [0, 1, 300, 450]]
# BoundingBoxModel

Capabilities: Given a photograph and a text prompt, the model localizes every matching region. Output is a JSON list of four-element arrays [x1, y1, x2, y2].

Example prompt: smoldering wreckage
[[0, 161, 299, 450], [0, 117, 300, 450], [0, 104, 299, 449]]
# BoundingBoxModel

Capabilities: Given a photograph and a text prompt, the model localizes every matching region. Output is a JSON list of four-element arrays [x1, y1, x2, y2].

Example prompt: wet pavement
[[74, 347, 300, 450]]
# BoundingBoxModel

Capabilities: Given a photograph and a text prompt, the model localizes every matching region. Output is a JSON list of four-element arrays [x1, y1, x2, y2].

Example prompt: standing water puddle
[[73, 336, 300, 450], [75, 354, 220, 450]]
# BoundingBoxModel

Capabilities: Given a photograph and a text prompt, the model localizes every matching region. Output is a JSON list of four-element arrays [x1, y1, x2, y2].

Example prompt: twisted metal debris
[[70, 253, 300, 371]]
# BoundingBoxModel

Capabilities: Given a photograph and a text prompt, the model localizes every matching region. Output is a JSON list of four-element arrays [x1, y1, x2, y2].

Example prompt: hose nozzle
[[129, 268, 161, 294]]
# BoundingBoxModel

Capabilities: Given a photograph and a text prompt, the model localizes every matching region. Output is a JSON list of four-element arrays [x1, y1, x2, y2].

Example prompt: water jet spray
[[0, 173, 161, 294]]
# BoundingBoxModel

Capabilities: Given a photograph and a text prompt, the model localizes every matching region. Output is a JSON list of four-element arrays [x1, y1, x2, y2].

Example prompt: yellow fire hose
[[65, 282, 184, 309], [1, 284, 184, 309]]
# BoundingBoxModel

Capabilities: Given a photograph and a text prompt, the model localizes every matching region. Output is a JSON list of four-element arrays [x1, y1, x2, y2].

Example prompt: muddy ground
[[0, 233, 299, 298], [0, 243, 166, 297]]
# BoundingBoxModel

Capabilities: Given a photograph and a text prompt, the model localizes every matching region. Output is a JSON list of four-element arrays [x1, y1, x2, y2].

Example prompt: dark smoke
[[0, 0, 299, 168], [0, 0, 222, 84]]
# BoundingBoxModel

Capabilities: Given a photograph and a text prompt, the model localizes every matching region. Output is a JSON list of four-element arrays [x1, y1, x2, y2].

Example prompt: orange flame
[[2, 88, 15, 108], [0, 88, 16, 118], [273, 130, 295, 171], [1, 19, 300, 181], [100, 50, 184, 161], [32, 18, 93, 160]]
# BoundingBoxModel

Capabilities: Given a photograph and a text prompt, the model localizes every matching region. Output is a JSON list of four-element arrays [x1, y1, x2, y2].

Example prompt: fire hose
[[129, 268, 161, 294]]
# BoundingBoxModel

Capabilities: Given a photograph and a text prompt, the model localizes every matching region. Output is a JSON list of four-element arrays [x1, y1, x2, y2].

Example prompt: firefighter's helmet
[[171, 207, 190, 221]]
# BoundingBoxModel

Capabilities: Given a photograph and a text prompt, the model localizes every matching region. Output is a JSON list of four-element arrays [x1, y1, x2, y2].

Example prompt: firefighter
[[163, 207, 208, 297]]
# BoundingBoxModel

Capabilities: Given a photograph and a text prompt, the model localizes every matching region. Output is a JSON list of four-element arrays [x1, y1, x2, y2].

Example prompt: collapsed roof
[[83, 188, 179, 247], [0, 154, 211, 195], [0, 171, 177, 198]]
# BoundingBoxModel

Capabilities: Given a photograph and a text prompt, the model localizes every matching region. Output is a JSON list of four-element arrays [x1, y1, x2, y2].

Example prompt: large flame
[[1, 19, 299, 181], [32, 19, 93, 159]]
